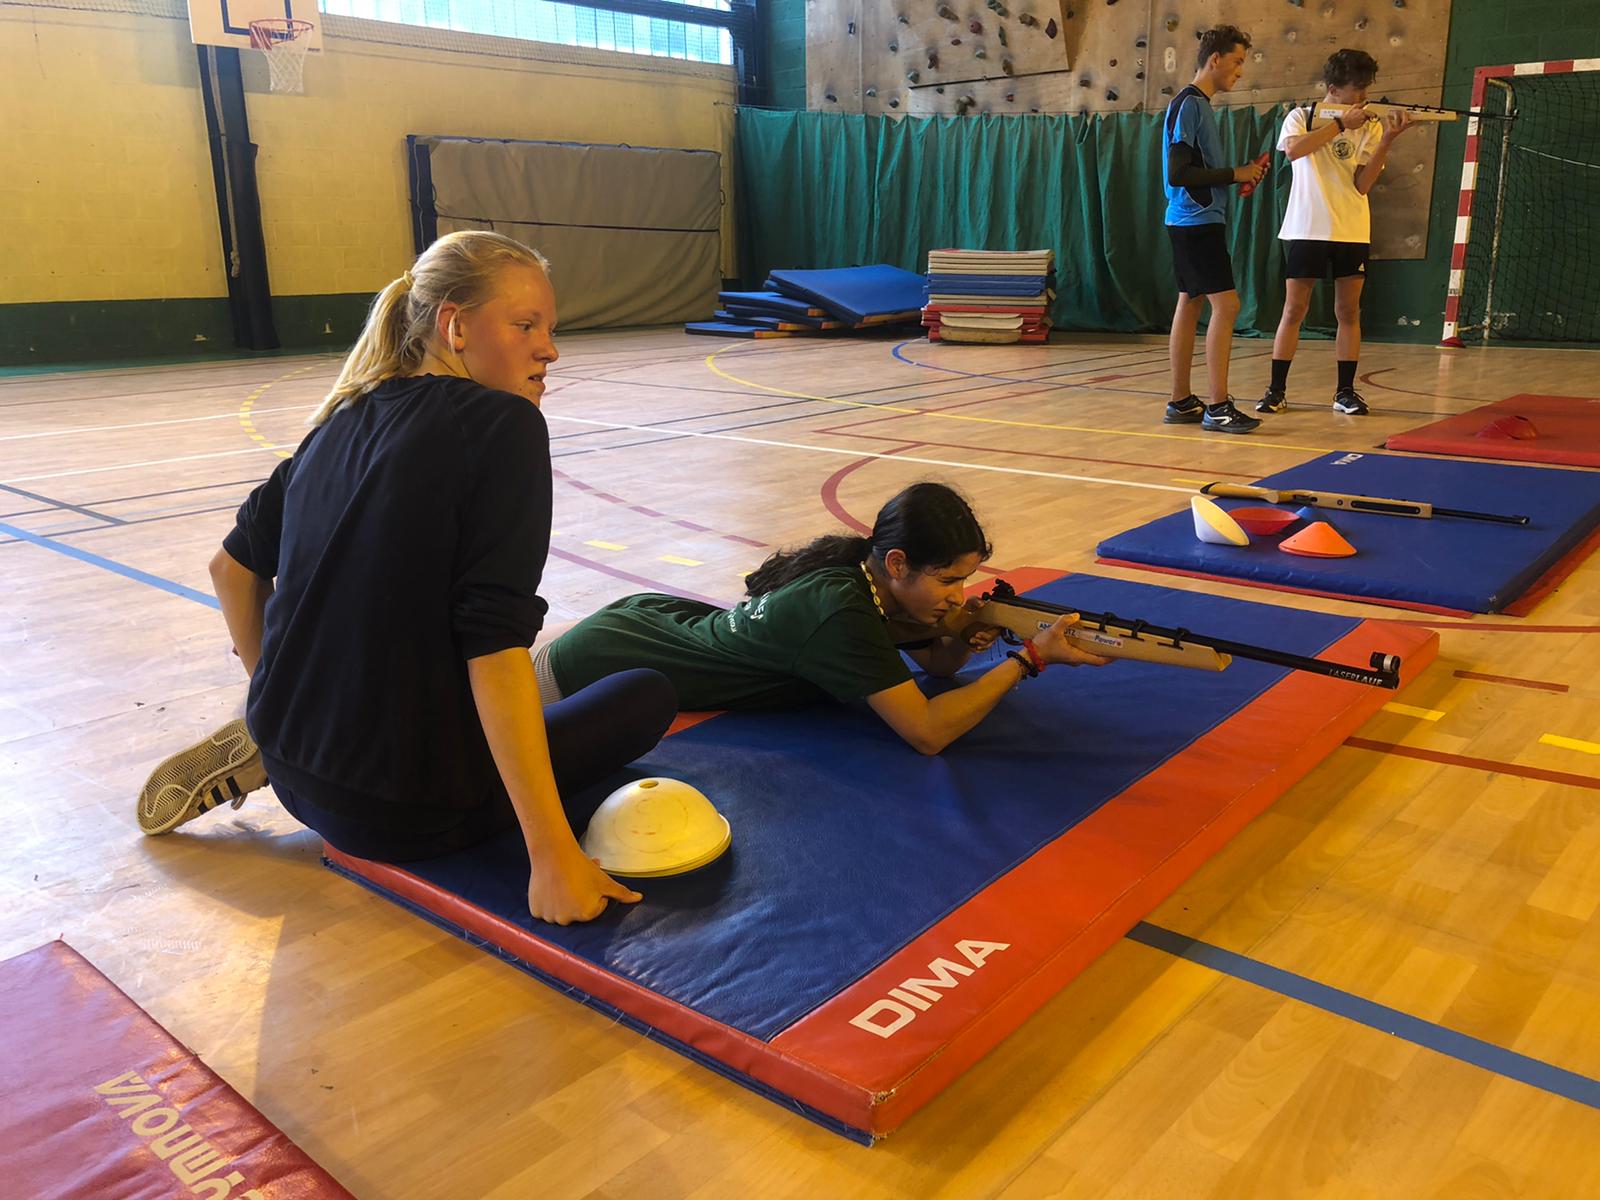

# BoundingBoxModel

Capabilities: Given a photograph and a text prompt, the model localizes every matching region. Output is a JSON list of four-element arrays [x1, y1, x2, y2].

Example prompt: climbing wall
[[804, 0, 1451, 259]]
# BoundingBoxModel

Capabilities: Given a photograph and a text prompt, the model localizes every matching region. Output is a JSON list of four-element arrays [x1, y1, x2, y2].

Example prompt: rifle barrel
[[1004, 591, 1401, 689]]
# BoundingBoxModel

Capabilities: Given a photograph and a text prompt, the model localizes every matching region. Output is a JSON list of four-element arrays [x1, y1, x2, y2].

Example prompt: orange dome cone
[[1279, 520, 1358, 558], [1476, 414, 1539, 441]]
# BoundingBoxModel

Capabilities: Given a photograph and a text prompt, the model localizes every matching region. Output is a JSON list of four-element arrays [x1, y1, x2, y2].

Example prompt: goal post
[[1442, 58, 1600, 346]]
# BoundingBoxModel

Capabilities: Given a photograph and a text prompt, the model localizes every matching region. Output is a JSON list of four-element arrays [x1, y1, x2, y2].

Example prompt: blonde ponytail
[[311, 231, 551, 427]]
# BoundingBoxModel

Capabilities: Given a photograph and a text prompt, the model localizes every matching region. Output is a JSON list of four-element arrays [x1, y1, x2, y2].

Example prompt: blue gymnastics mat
[[765, 266, 926, 325], [1097, 451, 1600, 614], [324, 570, 1433, 1139]]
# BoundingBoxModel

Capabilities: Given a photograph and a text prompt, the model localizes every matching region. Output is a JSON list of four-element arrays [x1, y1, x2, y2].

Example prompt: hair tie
[[400, 269, 415, 290]]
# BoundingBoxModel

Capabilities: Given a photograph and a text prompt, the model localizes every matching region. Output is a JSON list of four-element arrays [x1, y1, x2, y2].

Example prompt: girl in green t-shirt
[[538, 482, 1110, 753]]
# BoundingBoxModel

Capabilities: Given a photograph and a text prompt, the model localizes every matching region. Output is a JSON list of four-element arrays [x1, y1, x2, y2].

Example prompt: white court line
[[0, 403, 317, 443], [545, 414, 1194, 495], [0, 443, 289, 485]]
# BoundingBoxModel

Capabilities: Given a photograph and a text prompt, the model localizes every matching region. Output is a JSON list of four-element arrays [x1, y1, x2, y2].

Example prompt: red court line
[[1387, 620, 1600, 633], [1357, 368, 1487, 404], [1452, 670, 1570, 693], [818, 444, 923, 535], [1344, 737, 1600, 790]]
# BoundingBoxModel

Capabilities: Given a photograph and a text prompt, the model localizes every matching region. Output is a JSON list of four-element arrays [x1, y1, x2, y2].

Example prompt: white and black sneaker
[[1256, 387, 1288, 414], [1333, 388, 1369, 416], [1164, 394, 1204, 424], [1201, 398, 1262, 434], [137, 719, 268, 835]]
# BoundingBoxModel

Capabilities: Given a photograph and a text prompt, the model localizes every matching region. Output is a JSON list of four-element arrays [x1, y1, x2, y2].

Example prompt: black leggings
[[273, 668, 677, 862]]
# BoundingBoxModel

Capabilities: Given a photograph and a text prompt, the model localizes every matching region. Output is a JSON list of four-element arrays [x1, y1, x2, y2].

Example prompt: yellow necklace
[[859, 560, 888, 621]]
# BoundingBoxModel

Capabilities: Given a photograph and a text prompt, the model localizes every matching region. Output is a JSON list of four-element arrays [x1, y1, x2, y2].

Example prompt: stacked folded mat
[[922, 249, 1056, 344], [685, 266, 927, 338]]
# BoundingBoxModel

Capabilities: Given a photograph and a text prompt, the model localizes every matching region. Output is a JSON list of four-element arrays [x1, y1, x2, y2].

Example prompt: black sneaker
[[1164, 394, 1204, 424], [1333, 388, 1369, 415], [1256, 387, 1288, 414], [1201, 398, 1262, 434]]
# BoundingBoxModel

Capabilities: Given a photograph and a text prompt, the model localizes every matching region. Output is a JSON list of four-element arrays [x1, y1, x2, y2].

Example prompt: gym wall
[[0, 0, 737, 365]]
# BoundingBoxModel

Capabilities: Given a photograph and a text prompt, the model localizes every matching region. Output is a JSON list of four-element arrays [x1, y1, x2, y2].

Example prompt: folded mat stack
[[686, 266, 926, 339], [922, 249, 1056, 344]]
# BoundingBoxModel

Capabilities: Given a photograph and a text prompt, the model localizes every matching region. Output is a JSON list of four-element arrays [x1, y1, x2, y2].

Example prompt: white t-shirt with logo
[[1277, 105, 1383, 244]]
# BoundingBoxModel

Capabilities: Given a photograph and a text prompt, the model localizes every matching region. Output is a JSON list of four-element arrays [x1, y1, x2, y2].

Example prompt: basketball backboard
[[188, 0, 323, 52]]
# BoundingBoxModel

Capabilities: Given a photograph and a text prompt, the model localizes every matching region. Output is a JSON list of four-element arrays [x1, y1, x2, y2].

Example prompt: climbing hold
[[907, 69, 921, 83], [1001, 57, 1015, 74], [1135, 36, 1147, 47], [1355, 15, 1368, 28], [937, 4, 958, 20], [951, 37, 962, 45], [1018, 12, 1038, 28], [974, 46, 987, 58], [889, 97, 901, 108], [847, 21, 856, 34], [1105, 87, 1119, 101], [928, 48, 940, 67], [1135, 70, 1145, 79], [865, 86, 877, 97], [970, 19, 983, 33], [1045, 17, 1057, 36], [1166, 16, 1179, 31], [1109, 57, 1118, 66], [998, 25, 1007, 45], [1079, 76, 1091, 86], [825, 91, 838, 103], [1005, 91, 1016, 101], [889, 40, 898, 51]]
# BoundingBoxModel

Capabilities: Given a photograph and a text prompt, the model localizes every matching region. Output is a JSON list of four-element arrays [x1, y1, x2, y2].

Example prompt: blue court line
[[0, 520, 219, 610], [1131, 921, 1600, 1111]]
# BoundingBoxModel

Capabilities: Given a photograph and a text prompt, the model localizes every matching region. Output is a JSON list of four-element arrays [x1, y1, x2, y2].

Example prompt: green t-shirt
[[548, 567, 920, 710]]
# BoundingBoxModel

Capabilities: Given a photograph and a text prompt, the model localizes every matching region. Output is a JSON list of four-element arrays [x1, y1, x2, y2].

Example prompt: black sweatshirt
[[224, 375, 550, 822]]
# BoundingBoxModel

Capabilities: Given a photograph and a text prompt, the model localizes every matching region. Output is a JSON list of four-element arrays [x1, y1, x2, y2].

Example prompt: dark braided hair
[[743, 481, 991, 596]]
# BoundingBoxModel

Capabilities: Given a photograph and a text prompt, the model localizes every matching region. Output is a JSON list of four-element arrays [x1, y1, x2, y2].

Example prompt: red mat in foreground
[[0, 941, 353, 1200], [1387, 394, 1600, 467]]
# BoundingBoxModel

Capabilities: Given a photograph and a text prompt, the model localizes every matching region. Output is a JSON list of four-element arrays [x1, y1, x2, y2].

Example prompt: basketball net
[[249, 18, 314, 94]]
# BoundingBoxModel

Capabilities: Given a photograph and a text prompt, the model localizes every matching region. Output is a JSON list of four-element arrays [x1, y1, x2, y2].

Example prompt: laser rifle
[[942, 581, 1402, 689], [1199, 482, 1529, 525], [1313, 99, 1461, 123]]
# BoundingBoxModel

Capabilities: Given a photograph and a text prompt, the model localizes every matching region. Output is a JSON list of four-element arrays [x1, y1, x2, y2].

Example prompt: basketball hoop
[[249, 18, 314, 94]]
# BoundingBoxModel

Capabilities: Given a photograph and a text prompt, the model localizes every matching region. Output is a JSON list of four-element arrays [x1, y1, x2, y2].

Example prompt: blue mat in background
[[765, 266, 926, 325], [352, 575, 1362, 1041], [1097, 452, 1600, 613]]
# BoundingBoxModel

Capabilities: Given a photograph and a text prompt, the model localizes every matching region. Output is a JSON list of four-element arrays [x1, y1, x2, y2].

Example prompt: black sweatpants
[[268, 668, 677, 862]]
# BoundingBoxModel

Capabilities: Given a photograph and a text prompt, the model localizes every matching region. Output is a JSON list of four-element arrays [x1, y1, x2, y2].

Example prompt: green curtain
[[735, 106, 1336, 336]]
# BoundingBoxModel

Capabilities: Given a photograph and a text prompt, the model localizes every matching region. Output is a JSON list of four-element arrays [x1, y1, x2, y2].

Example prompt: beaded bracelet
[[1006, 650, 1039, 679]]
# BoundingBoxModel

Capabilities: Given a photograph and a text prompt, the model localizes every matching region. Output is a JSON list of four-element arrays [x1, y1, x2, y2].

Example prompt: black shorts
[[1284, 239, 1370, 280], [1167, 224, 1236, 297]]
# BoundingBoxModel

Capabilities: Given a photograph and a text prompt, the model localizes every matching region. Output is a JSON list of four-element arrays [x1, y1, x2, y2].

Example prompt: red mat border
[[325, 569, 1437, 1139], [1385, 394, 1600, 468]]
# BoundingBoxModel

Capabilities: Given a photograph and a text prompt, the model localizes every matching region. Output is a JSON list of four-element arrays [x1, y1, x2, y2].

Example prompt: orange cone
[[1229, 506, 1299, 536], [1476, 414, 1539, 441], [1280, 520, 1357, 558]]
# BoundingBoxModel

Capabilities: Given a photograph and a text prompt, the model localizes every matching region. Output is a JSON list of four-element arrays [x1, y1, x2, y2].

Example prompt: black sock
[[1337, 360, 1357, 392], [1205, 398, 1230, 411], [1270, 359, 1291, 392]]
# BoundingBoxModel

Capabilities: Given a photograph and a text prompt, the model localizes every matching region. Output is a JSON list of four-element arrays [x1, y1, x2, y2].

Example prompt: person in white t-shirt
[[1258, 50, 1416, 416]]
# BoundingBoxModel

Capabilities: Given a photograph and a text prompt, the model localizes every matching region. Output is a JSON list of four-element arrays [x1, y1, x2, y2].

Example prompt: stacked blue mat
[[685, 266, 927, 339]]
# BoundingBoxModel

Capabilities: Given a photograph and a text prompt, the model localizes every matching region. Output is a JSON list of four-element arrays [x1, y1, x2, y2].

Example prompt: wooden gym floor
[[2, 331, 1598, 1197]]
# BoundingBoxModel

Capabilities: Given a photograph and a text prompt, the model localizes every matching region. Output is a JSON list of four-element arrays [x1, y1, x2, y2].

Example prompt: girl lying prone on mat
[[137, 230, 677, 926], [535, 482, 1112, 755]]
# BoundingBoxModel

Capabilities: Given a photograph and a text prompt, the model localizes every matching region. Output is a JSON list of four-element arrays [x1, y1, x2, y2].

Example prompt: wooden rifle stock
[[1199, 482, 1529, 526], [942, 581, 1402, 689]]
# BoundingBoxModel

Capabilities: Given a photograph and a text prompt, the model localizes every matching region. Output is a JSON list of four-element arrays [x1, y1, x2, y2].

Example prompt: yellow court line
[[236, 363, 320, 461], [659, 555, 704, 567], [584, 540, 627, 551], [1382, 702, 1445, 722], [1170, 477, 1210, 485], [1539, 733, 1600, 755], [703, 351, 1342, 454]]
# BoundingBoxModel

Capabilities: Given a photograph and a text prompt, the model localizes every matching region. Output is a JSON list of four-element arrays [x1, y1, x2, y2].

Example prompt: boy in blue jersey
[[1163, 25, 1267, 434]]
